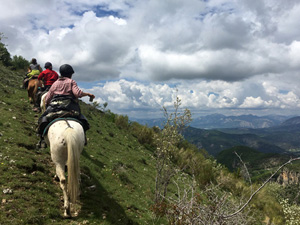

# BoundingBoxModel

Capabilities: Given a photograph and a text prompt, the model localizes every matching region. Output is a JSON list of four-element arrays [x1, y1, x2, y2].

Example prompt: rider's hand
[[89, 94, 95, 102]]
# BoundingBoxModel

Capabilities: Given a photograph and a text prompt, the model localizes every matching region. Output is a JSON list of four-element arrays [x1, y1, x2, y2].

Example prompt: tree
[[154, 96, 192, 203], [11, 55, 29, 70], [0, 33, 12, 67]]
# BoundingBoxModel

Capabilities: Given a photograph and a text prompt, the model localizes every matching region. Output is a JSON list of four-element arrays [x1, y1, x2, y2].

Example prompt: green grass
[[0, 64, 164, 224]]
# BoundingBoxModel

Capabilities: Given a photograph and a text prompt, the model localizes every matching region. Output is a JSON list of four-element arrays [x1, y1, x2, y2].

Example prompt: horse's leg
[[55, 163, 71, 217], [32, 81, 39, 106], [27, 85, 33, 103]]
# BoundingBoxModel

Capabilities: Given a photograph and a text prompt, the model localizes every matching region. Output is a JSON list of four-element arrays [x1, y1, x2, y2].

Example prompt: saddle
[[37, 95, 90, 136], [23, 75, 38, 89]]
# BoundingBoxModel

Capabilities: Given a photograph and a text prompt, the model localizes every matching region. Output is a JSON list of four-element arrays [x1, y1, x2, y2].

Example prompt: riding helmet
[[31, 58, 37, 64], [44, 62, 52, 69], [59, 64, 74, 77]]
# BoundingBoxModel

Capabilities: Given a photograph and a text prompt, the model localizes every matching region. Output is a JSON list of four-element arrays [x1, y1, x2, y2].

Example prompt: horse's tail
[[65, 127, 80, 204], [40, 92, 47, 113]]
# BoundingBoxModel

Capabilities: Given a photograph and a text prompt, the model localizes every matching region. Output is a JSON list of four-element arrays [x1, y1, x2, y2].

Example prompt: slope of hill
[[216, 146, 300, 185], [216, 146, 290, 181], [280, 116, 300, 126], [0, 65, 160, 224]]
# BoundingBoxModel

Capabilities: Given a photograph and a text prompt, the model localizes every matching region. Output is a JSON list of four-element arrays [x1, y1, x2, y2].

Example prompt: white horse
[[45, 119, 85, 217], [40, 92, 48, 113]]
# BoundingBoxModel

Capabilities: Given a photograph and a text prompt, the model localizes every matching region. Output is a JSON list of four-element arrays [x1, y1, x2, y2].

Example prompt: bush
[[176, 147, 217, 186], [115, 114, 129, 130], [130, 122, 155, 146]]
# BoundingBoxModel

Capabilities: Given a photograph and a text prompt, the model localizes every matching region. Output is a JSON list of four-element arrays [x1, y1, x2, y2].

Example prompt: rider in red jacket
[[38, 62, 59, 89], [33, 62, 59, 112]]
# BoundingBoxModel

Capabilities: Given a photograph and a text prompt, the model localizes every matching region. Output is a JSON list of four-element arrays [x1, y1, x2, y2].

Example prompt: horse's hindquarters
[[47, 120, 84, 160], [27, 79, 42, 104], [48, 120, 84, 143], [46, 120, 85, 217]]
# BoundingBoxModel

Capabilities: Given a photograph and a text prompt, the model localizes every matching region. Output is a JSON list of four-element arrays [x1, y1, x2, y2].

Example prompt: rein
[[64, 118, 73, 129]]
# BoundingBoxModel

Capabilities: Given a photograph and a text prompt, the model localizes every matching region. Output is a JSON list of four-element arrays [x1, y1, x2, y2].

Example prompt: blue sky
[[1, 0, 300, 119]]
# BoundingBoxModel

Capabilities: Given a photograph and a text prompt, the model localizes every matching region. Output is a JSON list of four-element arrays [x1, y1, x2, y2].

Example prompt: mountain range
[[133, 113, 295, 129]]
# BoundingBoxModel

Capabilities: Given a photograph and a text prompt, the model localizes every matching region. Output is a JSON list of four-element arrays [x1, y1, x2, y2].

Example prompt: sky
[[1, 0, 300, 119]]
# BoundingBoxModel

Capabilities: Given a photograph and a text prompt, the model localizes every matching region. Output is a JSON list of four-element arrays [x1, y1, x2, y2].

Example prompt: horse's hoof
[[63, 213, 71, 219], [64, 209, 71, 218], [33, 107, 40, 112]]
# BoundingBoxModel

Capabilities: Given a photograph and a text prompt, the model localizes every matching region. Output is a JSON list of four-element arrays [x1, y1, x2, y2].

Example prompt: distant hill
[[281, 116, 300, 126], [181, 126, 287, 156], [132, 117, 165, 128], [216, 146, 286, 171], [182, 115, 300, 156], [192, 113, 293, 129], [133, 113, 294, 129], [216, 146, 291, 182]]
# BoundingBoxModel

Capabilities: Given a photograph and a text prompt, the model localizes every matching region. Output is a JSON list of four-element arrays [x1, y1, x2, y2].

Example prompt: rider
[[37, 64, 95, 148], [33, 62, 59, 112], [23, 58, 42, 88], [28, 58, 42, 78], [44, 64, 94, 106], [38, 62, 59, 90]]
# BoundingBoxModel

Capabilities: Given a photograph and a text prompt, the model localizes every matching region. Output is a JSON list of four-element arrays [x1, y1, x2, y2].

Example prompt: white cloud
[[240, 96, 269, 108], [81, 78, 299, 118], [2, 0, 300, 118]]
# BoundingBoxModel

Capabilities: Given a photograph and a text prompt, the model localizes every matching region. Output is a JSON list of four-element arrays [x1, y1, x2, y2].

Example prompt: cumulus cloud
[[1, 0, 300, 118], [81, 78, 300, 118]]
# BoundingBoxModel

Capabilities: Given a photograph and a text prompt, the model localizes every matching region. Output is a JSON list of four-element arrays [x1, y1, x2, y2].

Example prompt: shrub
[[130, 122, 155, 146], [176, 147, 217, 186], [115, 114, 129, 130]]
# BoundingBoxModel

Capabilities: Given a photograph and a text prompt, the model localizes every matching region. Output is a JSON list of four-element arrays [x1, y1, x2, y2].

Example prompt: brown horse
[[27, 77, 42, 104]]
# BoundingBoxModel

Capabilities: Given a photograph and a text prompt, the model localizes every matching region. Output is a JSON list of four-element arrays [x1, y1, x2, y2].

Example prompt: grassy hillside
[[216, 146, 293, 182], [0, 64, 160, 224], [2, 64, 300, 224]]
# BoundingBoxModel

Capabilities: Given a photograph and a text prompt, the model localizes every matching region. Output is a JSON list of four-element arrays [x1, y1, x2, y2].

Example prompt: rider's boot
[[36, 136, 47, 149]]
